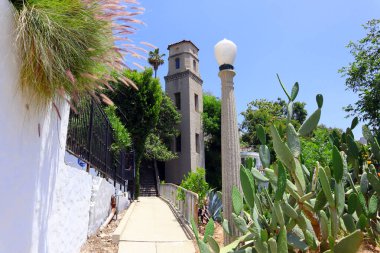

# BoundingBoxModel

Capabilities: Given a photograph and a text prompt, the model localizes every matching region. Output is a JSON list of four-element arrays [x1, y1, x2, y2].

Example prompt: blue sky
[[129, 0, 380, 138]]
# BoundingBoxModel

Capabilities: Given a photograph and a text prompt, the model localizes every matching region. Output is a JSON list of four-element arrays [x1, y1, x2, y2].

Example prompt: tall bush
[[203, 93, 222, 190], [104, 106, 131, 153], [178, 168, 209, 207], [300, 126, 333, 171]]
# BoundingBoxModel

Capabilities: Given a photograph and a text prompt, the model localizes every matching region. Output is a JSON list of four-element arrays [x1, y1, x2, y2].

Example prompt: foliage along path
[[118, 197, 195, 253]]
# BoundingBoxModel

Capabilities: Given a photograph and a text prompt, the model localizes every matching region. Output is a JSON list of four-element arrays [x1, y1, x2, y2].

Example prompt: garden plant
[[177, 168, 210, 208], [7, 0, 143, 111], [191, 77, 380, 253], [107, 69, 163, 198]]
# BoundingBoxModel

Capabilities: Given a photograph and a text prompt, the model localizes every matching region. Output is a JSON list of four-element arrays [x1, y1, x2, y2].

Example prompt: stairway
[[139, 163, 158, 197]]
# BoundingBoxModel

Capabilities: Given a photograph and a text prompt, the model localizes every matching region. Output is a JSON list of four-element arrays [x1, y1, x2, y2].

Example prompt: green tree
[[340, 19, 380, 131], [148, 48, 165, 78], [104, 105, 132, 152], [144, 93, 181, 171], [202, 93, 222, 189], [155, 93, 181, 145], [108, 68, 162, 198], [300, 125, 334, 171], [292, 100, 308, 124], [241, 98, 307, 148]]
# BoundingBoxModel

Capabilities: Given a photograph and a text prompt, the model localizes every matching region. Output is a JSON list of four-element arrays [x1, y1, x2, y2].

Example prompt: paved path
[[118, 197, 195, 253]]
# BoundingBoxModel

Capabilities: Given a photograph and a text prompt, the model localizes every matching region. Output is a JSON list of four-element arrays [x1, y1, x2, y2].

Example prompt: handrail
[[159, 183, 198, 227]]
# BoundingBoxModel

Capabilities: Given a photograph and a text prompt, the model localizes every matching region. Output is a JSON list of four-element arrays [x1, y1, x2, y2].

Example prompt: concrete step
[[140, 190, 157, 193], [139, 166, 157, 197], [140, 193, 158, 197], [140, 188, 157, 191]]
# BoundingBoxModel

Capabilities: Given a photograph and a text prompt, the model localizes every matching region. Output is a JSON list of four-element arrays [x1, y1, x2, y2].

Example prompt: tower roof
[[167, 40, 199, 51]]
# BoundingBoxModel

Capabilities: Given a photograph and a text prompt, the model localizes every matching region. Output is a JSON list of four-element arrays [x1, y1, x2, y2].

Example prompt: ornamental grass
[[9, 0, 145, 111]]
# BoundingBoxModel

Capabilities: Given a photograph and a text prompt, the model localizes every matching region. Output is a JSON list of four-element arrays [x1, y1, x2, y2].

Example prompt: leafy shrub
[[177, 168, 209, 206], [104, 106, 131, 152], [144, 133, 177, 161], [300, 126, 333, 170]]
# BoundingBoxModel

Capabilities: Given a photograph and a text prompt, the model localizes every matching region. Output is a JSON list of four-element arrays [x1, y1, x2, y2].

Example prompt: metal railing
[[66, 98, 135, 188], [159, 183, 198, 226]]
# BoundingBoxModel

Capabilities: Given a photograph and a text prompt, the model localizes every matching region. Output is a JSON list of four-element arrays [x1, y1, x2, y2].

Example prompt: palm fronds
[[148, 48, 165, 77]]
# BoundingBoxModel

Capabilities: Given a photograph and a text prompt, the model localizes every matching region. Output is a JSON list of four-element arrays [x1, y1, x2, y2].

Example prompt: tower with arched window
[[164, 40, 205, 184]]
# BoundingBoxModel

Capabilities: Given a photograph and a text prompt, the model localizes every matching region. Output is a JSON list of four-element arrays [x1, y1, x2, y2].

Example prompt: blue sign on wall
[[77, 158, 86, 168]]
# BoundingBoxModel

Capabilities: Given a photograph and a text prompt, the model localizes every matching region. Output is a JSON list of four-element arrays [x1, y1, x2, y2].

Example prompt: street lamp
[[215, 39, 237, 70], [214, 39, 241, 244]]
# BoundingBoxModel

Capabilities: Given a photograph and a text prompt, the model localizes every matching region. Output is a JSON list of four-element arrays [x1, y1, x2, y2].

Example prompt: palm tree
[[148, 48, 165, 78]]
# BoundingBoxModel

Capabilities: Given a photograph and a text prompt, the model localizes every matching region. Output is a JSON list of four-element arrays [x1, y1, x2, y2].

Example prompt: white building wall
[[87, 177, 115, 236], [47, 165, 127, 253], [117, 194, 130, 213], [0, 3, 129, 252], [0, 1, 70, 252], [47, 165, 93, 253]]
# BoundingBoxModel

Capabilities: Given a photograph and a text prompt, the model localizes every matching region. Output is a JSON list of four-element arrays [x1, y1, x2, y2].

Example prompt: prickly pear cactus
[[191, 76, 372, 253]]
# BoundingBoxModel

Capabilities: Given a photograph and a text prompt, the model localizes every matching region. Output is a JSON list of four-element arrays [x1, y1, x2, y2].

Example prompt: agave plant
[[207, 189, 223, 223]]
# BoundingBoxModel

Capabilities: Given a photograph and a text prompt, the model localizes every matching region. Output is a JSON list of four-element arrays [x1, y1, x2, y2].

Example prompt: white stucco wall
[[47, 164, 129, 253], [47, 165, 93, 253], [0, 1, 70, 252], [117, 195, 130, 213], [87, 177, 115, 236], [0, 3, 129, 252], [107, 178, 126, 192], [64, 151, 98, 176]]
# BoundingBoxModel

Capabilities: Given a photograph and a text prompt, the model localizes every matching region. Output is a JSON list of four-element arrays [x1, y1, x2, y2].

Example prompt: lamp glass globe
[[214, 39, 237, 67]]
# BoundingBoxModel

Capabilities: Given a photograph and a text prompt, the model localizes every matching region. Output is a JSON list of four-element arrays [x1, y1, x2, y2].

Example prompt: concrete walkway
[[118, 197, 195, 253]]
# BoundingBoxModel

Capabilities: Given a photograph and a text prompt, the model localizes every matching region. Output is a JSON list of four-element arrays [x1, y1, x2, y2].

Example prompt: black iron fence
[[66, 98, 135, 189]]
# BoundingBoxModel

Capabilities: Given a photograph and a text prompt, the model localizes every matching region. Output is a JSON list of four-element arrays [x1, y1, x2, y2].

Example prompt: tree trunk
[[153, 159, 160, 195], [154, 66, 158, 78], [134, 144, 145, 199], [134, 157, 141, 198]]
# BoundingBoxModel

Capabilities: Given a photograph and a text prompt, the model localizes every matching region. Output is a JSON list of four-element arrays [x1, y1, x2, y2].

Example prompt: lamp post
[[214, 39, 241, 244]]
